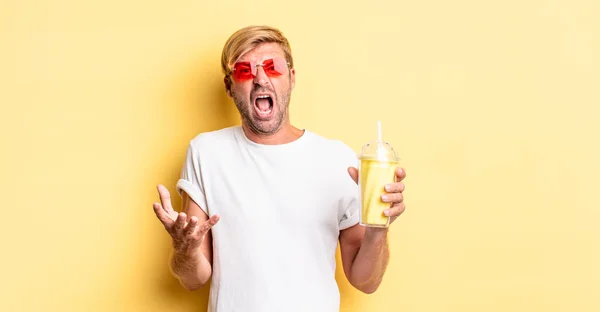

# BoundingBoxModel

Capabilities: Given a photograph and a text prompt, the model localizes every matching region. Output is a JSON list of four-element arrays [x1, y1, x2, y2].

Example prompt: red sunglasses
[[231, 57, 289, 81]]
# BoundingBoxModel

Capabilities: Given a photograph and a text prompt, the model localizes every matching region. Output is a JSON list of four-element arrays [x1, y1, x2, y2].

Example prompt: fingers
[[381, 192, 403, 203], [384, 182, 405, 193], [175, 212, 187, 231], [197, 214, 220, 237], [384, 202, 406, 217], [395, 167, 406, 182], [157, 184, 175, 214], [347, 167, 358, 184], [153, 202, 175, 226], [184, 216, 198, 236]]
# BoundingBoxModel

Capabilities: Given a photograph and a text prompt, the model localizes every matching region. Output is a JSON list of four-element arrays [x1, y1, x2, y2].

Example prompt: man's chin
[[248, 118, 282, 135]]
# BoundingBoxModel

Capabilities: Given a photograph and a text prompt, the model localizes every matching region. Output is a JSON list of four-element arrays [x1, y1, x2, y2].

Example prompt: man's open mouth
[[254, 94, 274, 118]]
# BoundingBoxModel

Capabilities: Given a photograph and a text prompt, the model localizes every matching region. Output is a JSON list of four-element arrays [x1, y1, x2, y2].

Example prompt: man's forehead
[[237, 42, 285, 63]]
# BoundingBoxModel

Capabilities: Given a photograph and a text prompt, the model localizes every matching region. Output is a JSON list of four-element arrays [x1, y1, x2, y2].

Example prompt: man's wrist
[[363, 227, 389, 244], [170, 246, 199, 275]]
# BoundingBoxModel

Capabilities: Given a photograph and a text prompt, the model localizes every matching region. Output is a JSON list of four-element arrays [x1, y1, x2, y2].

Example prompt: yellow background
[[1, 0, 598, 311]]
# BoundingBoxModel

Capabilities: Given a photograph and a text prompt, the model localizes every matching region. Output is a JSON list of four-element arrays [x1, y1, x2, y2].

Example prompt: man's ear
[[224, 77, 232, 98], [290, 68, 296, 91]]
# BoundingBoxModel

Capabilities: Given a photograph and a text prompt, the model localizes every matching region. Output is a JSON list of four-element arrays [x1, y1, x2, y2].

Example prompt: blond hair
[[221, 26, 294, 85]]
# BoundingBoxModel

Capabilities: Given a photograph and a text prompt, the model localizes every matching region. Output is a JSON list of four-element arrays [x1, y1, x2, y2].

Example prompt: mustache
[[250, 85, 275, 96]]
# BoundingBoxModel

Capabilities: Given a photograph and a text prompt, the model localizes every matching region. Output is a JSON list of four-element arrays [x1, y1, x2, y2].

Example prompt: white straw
[[377, 120, 382, 142]]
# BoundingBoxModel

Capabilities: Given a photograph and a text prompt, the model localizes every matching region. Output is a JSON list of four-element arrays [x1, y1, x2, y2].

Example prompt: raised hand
[[152, 184, 219, 253]]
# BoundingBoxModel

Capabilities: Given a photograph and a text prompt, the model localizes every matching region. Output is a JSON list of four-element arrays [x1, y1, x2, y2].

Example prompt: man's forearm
[[349, 229, 390, 294], [169, 248, 212, 291]]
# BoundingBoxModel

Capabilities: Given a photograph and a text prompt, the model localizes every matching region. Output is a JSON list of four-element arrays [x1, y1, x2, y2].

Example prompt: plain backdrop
[[1, 0, 599, 311]]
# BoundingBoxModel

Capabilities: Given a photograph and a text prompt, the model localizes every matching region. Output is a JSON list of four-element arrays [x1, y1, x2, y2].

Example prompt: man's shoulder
[[188, 126, 240, 147], [305, 130, 357, 160], [306, 130, 356, 153]]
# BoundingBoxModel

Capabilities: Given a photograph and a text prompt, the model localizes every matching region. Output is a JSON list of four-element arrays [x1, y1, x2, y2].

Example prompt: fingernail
[[384, 184, 392, 191], [381, 195, 389, 201], [384, 210, 390, 216]]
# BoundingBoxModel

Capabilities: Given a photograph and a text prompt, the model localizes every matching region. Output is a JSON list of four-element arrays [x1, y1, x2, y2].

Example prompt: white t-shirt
[[176, 126, 360, 312]]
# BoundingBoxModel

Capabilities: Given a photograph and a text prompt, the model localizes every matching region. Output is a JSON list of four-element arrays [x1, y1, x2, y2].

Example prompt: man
[[152, 25, 407, 311]]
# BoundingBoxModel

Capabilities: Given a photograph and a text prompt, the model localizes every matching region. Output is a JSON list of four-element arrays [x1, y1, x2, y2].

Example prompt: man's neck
[[242, 121, 304, 145]]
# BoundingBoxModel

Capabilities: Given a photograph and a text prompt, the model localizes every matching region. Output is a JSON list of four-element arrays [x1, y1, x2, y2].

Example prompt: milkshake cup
[[358, 121, 399, 228]]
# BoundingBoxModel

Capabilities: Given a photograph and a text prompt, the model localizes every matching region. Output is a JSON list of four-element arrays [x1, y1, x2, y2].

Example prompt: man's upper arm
[[182, 191, 213, 265], [339, 223, 365, 282]]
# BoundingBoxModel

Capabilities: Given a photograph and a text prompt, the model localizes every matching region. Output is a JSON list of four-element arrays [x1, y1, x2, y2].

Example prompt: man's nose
[[253, 66, 270, 86]]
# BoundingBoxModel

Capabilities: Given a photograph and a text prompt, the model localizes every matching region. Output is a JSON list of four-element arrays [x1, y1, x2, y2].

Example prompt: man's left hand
[[348, 166, 407, 224]]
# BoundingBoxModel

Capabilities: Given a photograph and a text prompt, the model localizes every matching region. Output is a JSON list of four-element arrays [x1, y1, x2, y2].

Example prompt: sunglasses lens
[[233, 62, 253, 80], [262, 59, 286, 77], [272, 58, 288, 76]]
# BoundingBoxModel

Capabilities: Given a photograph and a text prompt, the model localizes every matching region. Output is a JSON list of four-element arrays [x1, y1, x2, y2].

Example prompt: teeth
[[257, 95, 270, 99]]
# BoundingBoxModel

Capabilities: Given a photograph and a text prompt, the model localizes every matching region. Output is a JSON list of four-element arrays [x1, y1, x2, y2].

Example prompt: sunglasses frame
[[230, 57, 291, 82]]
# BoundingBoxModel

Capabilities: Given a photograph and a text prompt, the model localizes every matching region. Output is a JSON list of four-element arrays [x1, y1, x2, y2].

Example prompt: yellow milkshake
[[358, 121, 400, 228], [359, 158, 399, 227]]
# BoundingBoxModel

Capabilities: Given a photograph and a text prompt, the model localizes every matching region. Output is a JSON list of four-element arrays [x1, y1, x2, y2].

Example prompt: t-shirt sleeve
[[339, 195, 360, 230], [175, 142, 209, 215], [338, 142, 360, 230]]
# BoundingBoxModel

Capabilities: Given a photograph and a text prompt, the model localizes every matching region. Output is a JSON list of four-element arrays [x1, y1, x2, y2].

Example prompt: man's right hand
[[153, 184, 220, 254]]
